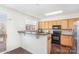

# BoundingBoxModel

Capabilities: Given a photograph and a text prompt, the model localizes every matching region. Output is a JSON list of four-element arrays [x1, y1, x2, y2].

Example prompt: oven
[[51, 25, 61, 45]]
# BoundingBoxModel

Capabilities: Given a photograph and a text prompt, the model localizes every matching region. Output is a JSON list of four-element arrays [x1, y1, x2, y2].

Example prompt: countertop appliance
[[51, 25, 61, 45]]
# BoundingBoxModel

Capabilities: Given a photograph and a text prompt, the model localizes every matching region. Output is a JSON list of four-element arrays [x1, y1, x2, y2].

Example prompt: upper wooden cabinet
[[60, 20, 68, 29], [68, 19, 75, 29], [44, 21, 49, 29], [38, 18, 79, 30], [48, 20, 57, 29], [38, 21, 45, 29], [48, 21, 51, 29], [38, 21, 49, 29], [38, 22, 41, 29], [74, 18, 79, 23], [56, 20, 61, 25], [68, 18, 79, 29], [53, 20, 68, 29], [52, 20, 57, 26]]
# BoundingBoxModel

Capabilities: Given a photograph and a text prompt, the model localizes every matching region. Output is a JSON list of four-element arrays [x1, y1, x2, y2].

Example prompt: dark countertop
[[61, 34, 72, 36], [18, 30, 72, 36], [18, 31, 48, 35]]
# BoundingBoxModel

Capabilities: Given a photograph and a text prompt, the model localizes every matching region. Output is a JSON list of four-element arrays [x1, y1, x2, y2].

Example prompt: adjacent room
[[0, 4, 79, 54]]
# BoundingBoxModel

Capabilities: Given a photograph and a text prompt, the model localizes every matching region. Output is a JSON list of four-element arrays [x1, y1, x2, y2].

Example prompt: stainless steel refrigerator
[[73, 21, 79, 54]]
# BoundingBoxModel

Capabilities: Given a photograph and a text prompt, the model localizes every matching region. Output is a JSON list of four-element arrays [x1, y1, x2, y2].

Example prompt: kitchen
[[0, 4, 79, 54], [38, 18, 79, 54]]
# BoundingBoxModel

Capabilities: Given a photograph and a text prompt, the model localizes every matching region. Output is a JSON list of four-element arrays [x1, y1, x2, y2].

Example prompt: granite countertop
[[18, 29, 73, 36], [18, 31, 48, 36], [61, 34, 72, 36]]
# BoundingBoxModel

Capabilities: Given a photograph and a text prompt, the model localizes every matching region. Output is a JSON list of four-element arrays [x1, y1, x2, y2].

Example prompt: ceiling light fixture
[[45, 10, 63, 16]]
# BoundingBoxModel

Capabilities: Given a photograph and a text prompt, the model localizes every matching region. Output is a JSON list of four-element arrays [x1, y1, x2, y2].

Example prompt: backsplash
[[61, 30, 73, 35], [40, 29, 73, 35]]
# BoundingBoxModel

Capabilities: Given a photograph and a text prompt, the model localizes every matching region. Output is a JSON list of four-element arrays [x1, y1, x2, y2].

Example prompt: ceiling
[[2, 4, 79, 19]]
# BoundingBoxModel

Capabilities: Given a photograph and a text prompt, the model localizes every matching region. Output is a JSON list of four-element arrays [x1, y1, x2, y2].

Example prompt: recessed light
[[45, 10, 63, 16]]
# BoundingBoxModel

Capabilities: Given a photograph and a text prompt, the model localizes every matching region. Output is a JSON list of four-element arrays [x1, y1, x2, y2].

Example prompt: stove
[[51, 25, 61, 45]]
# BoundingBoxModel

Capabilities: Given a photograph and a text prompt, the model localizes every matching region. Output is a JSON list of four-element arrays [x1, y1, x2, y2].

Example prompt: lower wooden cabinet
[[61, 35, 73, 47], [48, 34, 74, 54], [48, 34, 52, 54]]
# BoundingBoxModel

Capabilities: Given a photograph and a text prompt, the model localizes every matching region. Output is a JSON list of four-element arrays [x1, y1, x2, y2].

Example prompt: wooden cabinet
[[38, 22, 41, 29], [38, 18, 79, 30], [73, 18, 79, 22], [56, 20, 61, 25], [60, 20, 68, 29], [48, 34, 52, 54], [41, 22, 45, 29], [68, 18, 79, 29], [68, 19, 75, 29], [48, 34, 73, 54], [54, 20, 68, 29], [48, 21, 53, 29], [48, 20, 57, 29], [52, 20, 57, 26], [44, 21, 48, 29], [61, 35, 73, 47], [38, 21, 49, 29], [38, 21, 45, 29]]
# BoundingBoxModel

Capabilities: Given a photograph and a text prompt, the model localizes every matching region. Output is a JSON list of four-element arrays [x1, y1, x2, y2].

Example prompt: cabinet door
[[48, 21, 53, 29], [48, 34, 52, 54], [61, 35, 73, 47], [40, 22, 42, 29], [56, 20, 61, 25], [43, 21, 46, 29], [39, 21, 49, 29], [60, 20, 68, 29], [38, 22, 41, 29], [68, 36, 73, 47], [74, 18, 79, 23], [44, 21, 49, 29], [52, 20, 57, 26], [68, 19, 75, 29], [40, 22, 44, 29]]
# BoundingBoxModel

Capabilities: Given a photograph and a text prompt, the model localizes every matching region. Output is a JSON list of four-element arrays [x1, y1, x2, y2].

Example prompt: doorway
[[0, 23, 6, 53]]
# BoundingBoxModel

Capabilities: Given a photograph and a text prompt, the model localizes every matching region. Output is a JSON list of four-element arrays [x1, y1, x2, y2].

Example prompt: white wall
[[0, 6, 29, 52], [0, 6, 43, 54], [17, 16, 48, 54], [21, 34, 48, 54], [0, 7, 23, 51], [0, 6, 48, 54], [6, 19, 20, 51]]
